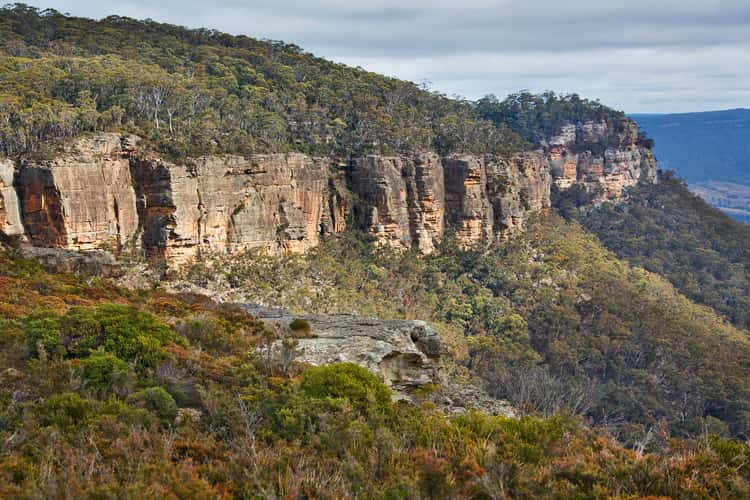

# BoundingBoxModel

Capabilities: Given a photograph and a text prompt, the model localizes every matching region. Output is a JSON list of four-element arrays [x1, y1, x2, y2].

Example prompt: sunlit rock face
[[443, 154, 494, 246], [16, 134, 140, 251], [0, 159, 24, 238], [6, 123, 656, 266], [485, 153, 552, 240], [348, 153, 445, 253], [546, 118, 657, 203], [130, 153, 343, 266]]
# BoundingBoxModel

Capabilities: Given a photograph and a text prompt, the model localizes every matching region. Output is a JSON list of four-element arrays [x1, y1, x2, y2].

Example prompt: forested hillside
[[570, 172, 750, 329], [3, 4, 750, 498], [0, 4, 525, 159], [181, 213, 750, 439]]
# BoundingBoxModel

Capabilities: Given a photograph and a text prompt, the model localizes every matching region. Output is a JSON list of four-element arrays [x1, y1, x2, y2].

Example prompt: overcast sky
[[36, 0, 750, 113]]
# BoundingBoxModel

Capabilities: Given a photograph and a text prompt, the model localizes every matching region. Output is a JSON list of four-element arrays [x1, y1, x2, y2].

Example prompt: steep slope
[[178, 213, 750, 438], [5, 243, 750, 497], [569, 172, 750, 330], [0, 8, 659, 266]]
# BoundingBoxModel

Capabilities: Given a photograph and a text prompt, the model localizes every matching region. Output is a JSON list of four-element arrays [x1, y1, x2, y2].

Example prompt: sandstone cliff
[[15, 135, 140, 251], [0, 158, 24, 238], [130, 153, 342, 266], [348, 153, 445, 253], [546, 118, 657, 202], [2, 128, 654, 266]]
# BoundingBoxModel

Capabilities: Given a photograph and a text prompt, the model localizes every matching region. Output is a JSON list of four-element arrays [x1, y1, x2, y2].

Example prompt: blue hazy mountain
[[631, 109, 750, 185], [632, 109, 750, 222]]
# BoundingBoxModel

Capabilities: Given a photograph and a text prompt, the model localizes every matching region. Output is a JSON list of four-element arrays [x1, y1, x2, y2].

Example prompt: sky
[[34, 0, 750, 113]]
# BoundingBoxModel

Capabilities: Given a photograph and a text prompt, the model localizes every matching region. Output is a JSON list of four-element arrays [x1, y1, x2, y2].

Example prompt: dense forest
[[5, 244, 750, 497], [567, 172, 750, 330], [0, 4, 527, 159]]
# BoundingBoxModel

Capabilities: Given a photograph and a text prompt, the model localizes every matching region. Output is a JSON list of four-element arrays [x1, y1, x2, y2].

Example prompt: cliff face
[[546, 119, 657, 202], [2, 128, 653, 266], [348, 153, 445, 253], [130, 153, 341, 266], [16, 135, 140, 250], [486, 153, 552, 239], [0, 159, 24, 238]]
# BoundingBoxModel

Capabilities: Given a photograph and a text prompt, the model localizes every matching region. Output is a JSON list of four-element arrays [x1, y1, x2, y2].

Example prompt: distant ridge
[[632, 108, 750, 223], [631, 108, 750, 185]]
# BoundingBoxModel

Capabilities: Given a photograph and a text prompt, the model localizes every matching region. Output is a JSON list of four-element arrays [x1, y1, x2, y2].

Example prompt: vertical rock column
[[443, 155, 494, 246], [485, 153, 551, 240], [348, 156, 413, 249], [0, 159, 25, 238], [408, 153, 445, 254]]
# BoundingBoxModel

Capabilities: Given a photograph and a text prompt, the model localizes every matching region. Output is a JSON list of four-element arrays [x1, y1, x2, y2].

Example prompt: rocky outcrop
[[546, 119, 657, 202], [130, 153, 342, 266], [349, 156, 413, 250], [246, 304, 514, 414], [0, 159, 24, 238], [485, 153, 552, 240], [246, 305, 444, 392], [16, 134, 140, 251], [444, 153, 552, 245], [444, 155, 494, 245]]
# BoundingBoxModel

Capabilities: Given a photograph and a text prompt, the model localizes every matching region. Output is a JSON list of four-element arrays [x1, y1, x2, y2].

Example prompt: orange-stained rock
[[130, 153, 345, 266], [5, 122, 655, 267], [348, 153, 445, 253], [546, 119, 657, 204], [17, 134, 139, 251]]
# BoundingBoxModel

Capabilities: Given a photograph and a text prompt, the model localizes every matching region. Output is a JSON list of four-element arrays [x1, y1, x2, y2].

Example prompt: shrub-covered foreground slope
[[3, 245, 750, 497], [567, 172, 750, 330]]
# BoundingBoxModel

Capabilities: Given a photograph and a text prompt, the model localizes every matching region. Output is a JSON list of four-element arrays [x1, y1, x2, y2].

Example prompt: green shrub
[[58, 307, 101, 357], [76, 351, 132, 397], [127, 387, 178, 424], [36, 392, 94, 432], [23, 304, 184, 369], [289, 318, 311, 334], [177, 316, 244, 355], [98, 396, 157, 429], [24, 312, 64, 358], [299, 363, 392, 416], [95, 304, 184, 367]]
